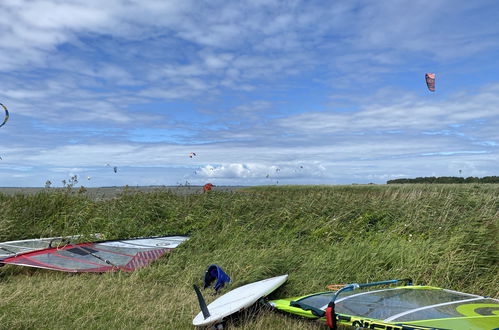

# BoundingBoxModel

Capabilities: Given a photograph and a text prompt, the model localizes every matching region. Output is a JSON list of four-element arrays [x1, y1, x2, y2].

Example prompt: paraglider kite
[[425, 73, 435, 92], [0, 103, 9, 128], [189, 152, 197, 158]]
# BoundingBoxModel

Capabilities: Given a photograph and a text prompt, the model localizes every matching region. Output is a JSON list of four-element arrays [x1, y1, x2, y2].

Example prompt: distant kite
[[189, 152, 197, 158], [106, 164, 118, 173], [203, 183, 214, 192], [425, 73, 435, 92], [0, 103, 9, 128]]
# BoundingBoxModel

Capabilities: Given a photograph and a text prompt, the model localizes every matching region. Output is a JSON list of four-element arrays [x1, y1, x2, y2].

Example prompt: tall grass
[[0, 184, 497, 329]]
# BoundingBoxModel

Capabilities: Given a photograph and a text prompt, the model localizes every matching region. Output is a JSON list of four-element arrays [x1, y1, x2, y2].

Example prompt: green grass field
[[0, 184, 497, 329]]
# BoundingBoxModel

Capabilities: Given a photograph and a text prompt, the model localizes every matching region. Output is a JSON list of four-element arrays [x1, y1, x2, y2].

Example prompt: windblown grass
[[0, 184, 497, 329]]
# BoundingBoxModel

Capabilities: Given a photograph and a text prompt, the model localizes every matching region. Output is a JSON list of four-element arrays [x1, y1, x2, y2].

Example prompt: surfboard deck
[[193, 274, 288, 327]]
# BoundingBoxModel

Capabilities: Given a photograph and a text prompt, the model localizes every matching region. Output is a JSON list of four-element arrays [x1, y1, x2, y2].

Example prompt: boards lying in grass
[[0, 236, 189, 272], [269, 278, 499, 330], [0, 234, 103, 260], [193, 274, 288, 327]]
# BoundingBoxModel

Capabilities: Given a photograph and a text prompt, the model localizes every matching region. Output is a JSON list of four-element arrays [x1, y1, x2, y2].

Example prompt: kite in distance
[[425, 73, 435, 92], [189, 152, 197, 158], [0, 103, 9, 128], [203, 183, 214, 192], [106, 164, 118, 173]]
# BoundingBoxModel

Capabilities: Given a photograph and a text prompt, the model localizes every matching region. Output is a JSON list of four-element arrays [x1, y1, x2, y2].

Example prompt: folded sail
[[1, 236, 189, 272], [0, 234, 102, 260]]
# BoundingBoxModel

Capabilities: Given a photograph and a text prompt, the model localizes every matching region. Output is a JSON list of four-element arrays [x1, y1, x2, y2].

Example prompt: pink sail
[[425, 73, 436, 92], [1, 236, 188, 272]]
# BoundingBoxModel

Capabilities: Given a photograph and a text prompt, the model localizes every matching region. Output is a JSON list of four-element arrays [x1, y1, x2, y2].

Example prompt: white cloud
[[275, 86, 499, 135], [194, 163, 327, 181], [198, 163, 264, 178]]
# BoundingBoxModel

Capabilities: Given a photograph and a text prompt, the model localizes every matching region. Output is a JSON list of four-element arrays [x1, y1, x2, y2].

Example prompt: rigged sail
[[1, 236, 189, 272], [269, 280, 499, 329], [0, 234, 102, 260]]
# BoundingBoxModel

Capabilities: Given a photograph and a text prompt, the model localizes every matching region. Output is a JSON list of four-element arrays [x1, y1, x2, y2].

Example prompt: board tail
[[193, 284, 211, 319]]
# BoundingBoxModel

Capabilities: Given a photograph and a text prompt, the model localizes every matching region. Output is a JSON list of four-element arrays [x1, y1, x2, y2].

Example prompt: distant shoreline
[[0, 186, 244, 198]]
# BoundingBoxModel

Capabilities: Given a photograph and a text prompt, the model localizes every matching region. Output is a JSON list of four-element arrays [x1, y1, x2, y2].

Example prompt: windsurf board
[[193, 274, 288, 327]]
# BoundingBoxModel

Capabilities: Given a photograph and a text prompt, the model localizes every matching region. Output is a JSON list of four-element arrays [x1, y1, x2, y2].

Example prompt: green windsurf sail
[[269, 279, 499, 329]]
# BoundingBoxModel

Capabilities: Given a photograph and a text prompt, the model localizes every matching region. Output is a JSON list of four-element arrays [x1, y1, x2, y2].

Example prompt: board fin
[[194, 284, 211, 319]]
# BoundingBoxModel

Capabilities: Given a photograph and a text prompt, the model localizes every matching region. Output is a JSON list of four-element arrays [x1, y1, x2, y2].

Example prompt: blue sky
[[1, 0, 498, 187]]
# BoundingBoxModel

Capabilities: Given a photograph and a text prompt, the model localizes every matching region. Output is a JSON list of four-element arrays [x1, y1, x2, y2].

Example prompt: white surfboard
[[193, 274, 288, 327]]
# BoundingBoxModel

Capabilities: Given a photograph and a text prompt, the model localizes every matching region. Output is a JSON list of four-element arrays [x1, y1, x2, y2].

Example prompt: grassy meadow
[[0, 184, 498, 329]]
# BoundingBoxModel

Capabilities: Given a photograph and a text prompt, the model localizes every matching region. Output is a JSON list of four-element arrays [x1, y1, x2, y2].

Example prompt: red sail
[[1, 236, 188, 272]]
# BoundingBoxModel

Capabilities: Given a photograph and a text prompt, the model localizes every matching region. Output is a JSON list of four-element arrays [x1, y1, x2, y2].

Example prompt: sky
[[1, 0, 498, 187]]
